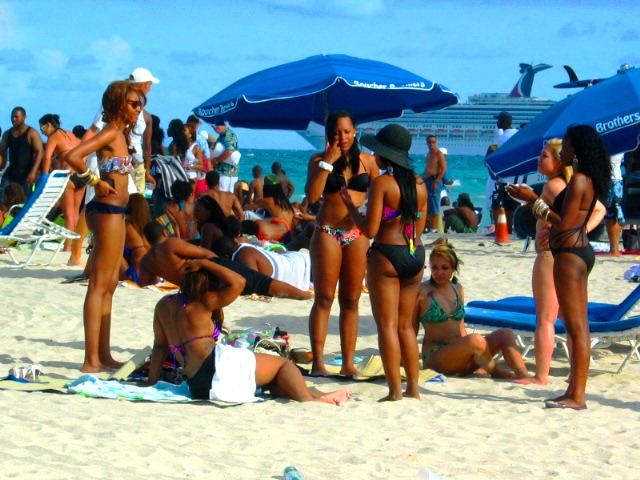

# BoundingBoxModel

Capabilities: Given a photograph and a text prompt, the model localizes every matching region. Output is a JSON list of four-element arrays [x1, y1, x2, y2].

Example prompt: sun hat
[[264, 174, 281, 186], [360, 124, 413, 169], [129, 67, 159, 84]]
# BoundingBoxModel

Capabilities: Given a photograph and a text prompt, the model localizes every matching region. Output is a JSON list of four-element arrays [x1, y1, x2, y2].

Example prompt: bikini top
[[420, 284, 465, 325], [167, 292, 221, 367], [323, 159, 370, 193], [550, 187, 597, 249], [382, 206, 423, 221], [98, 155, 136, 174]]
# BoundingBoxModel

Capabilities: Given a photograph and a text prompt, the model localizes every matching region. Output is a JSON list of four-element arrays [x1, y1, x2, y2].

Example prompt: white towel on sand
[[209, 344, 261, 403]]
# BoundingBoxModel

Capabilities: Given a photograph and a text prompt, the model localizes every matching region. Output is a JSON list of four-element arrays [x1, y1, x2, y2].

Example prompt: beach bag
[[622, 229, 640, 251], [623, 264, 640, 282], [223, 324, 290, 357]]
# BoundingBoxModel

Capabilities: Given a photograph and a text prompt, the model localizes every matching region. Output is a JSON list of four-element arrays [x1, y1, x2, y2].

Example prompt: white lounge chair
[[0, 170, 80, 268]]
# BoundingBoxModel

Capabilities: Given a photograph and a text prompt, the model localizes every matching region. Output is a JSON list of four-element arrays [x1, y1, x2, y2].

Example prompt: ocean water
[[238, 149, 490, 209]]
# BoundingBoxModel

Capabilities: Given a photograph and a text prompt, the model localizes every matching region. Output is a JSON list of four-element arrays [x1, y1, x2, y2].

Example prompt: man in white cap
[[84, 67, 160, 194]]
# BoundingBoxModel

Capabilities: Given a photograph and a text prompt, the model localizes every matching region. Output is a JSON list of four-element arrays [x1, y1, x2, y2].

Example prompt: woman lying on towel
[[242, 175, 297, 242], [147, 259, 349, 405], [412, 242, 530, 380]]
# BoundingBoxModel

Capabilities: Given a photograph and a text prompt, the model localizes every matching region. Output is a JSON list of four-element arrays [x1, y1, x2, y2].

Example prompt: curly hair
[[325, 109, 361, 176], [2, 182, 26, 210], [564, 125, 612, 201], [101, 81, 146, 148], [429, 241, 463, 284], [167, 119, 189, 156], [170, 180, 193, 202]]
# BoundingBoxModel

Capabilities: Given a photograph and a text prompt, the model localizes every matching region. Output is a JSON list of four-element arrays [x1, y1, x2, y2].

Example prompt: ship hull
[[297, 95, 556, 156]]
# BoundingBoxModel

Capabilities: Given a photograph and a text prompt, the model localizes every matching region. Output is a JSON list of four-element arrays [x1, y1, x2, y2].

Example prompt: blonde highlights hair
[[545, 138, 573, 183], [429, 240, 462, 284]]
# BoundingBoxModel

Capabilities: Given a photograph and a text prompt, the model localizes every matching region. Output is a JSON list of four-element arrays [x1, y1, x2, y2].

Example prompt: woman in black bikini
[[305, 110, 379, 376], [62, 80, 146, 372], [341, 124, 426, 401], [39, 113, 85, 260], [507, 125, 612, 410], [147, 259, 349, 405]]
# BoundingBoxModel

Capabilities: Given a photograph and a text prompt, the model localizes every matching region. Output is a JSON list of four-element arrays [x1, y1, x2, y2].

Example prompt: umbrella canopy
[[486, 67, 640, 179], [193, 54, 458, 130]]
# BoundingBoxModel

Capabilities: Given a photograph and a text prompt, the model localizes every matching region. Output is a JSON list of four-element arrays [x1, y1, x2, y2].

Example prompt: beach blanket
[[119, 280, 180, 293], [297, 354, 443, 382], [151, 155, 189, 199]]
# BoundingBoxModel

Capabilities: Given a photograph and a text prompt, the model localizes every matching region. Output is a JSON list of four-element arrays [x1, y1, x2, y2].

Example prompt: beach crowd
[[1, 66, 628, 411]]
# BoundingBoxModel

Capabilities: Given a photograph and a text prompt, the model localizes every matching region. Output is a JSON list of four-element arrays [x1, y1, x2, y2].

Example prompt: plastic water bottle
[[283, 465, 302, 480]]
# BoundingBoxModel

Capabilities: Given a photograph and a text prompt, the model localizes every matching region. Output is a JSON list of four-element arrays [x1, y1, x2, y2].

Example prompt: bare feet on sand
[[80, 359, 124, 373], [515, 375, 549, 385], [315, 389, 350, 406], [67, 257, 86, 267]]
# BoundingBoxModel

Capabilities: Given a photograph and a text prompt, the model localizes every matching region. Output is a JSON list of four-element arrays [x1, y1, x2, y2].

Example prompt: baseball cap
[[439, 147, 448, 155], [494, 111, 512, 123], [129, 67, 159, 84]]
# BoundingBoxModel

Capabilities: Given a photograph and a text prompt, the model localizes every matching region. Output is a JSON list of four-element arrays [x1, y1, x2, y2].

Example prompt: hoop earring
[[388, 165, 394, 175]]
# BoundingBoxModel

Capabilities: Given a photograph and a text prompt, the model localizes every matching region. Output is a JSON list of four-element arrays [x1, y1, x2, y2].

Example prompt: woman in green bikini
[[412, 242, 530, 379]]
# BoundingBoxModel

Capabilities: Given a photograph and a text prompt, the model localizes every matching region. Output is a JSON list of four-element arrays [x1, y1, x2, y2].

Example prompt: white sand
[[1, 235, 639, 479]]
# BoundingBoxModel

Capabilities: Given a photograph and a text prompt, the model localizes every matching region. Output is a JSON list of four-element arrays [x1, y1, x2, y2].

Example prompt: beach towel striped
[[151, 155, 189, 199]]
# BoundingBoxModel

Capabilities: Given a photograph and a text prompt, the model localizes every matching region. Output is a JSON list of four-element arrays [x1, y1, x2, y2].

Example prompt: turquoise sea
[[238, 149, 490, 217]]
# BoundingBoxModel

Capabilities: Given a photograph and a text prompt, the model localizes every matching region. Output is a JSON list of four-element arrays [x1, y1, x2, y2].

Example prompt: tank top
[[5, 127, 34, 181]]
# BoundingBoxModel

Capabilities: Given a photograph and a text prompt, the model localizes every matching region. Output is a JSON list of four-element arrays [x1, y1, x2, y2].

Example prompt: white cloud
[[0, 2, 17, 46], [260, 0, 383, 17], [88, 35, 134, 83]]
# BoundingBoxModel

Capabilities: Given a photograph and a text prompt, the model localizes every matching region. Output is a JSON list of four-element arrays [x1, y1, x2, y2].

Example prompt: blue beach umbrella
[[486, 67, 640, 179], [193, 54, 458, 130]]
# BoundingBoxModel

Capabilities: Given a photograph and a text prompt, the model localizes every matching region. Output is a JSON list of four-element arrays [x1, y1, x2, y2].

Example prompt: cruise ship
[[297, 63, 557, 156]]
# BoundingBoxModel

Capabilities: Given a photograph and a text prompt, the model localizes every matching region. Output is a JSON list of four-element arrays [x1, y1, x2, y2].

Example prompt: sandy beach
[[1, 234, 639, 480]]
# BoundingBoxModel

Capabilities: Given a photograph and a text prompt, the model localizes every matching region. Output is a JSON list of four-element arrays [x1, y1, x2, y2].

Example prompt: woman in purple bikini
[[63, 80, 146, 373]]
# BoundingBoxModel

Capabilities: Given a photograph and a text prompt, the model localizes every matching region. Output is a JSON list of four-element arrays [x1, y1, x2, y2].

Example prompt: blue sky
[[1, 0, 638, 150]]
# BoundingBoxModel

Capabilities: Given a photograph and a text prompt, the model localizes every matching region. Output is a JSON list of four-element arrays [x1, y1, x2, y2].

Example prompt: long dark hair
[[263, 183, 293, 213], [325, 109, 360, 176], [381, 157, 420, 239], [167, 119, 189, 156], [39, 113, 61, 130], [564, 125, 612, 201]]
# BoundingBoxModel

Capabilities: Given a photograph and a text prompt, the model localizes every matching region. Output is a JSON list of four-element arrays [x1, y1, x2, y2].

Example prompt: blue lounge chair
[[467, 283, 640, 322], [464, 303, 640, 373], [0, 170, 79, 268]]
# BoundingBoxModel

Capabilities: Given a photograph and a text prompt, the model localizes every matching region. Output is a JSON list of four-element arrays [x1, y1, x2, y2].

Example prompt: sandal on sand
[[5, 365, 43, 383], [61, 274, 89, 284], [544, 400, 587, 411]]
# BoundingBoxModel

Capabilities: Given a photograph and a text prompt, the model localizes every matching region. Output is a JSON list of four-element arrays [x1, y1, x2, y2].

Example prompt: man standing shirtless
[[422, 135, 447, 231]]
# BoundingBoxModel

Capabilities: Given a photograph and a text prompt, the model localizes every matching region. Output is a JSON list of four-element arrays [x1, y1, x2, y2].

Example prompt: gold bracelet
[[87, 172, 101, 187]]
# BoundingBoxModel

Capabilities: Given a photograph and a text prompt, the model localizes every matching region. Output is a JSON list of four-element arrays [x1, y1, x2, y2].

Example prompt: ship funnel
[[508, 63, 552, 98]]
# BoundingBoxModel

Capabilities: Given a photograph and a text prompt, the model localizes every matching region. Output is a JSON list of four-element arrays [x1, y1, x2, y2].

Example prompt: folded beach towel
[[209, 344, 262, 403]]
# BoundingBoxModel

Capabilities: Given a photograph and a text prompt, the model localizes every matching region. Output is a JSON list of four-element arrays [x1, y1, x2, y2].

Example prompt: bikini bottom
[[186, 348, 216, 400], [314, 222, 362, 247], [85, 200, 128, 215], [369, 243, 425, 279], [551, 244, 595, 273], [421, 340, 451, 364]]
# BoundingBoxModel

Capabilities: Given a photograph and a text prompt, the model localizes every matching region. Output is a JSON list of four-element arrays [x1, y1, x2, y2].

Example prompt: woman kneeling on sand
[[147, 259, 349, 405], [413, 242, 530, 379]]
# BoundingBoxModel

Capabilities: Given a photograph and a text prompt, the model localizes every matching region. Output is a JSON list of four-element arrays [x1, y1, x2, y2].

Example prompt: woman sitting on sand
[[62, 80, 145, 372], [165, 180, 198, 240], [413, 242, 530, 379], [443, 193, 478, 233], [242, 174, 298, 242], [193, 194, 232, 249], [147, 259, 349, 405], [120, 193, 151, 284]]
